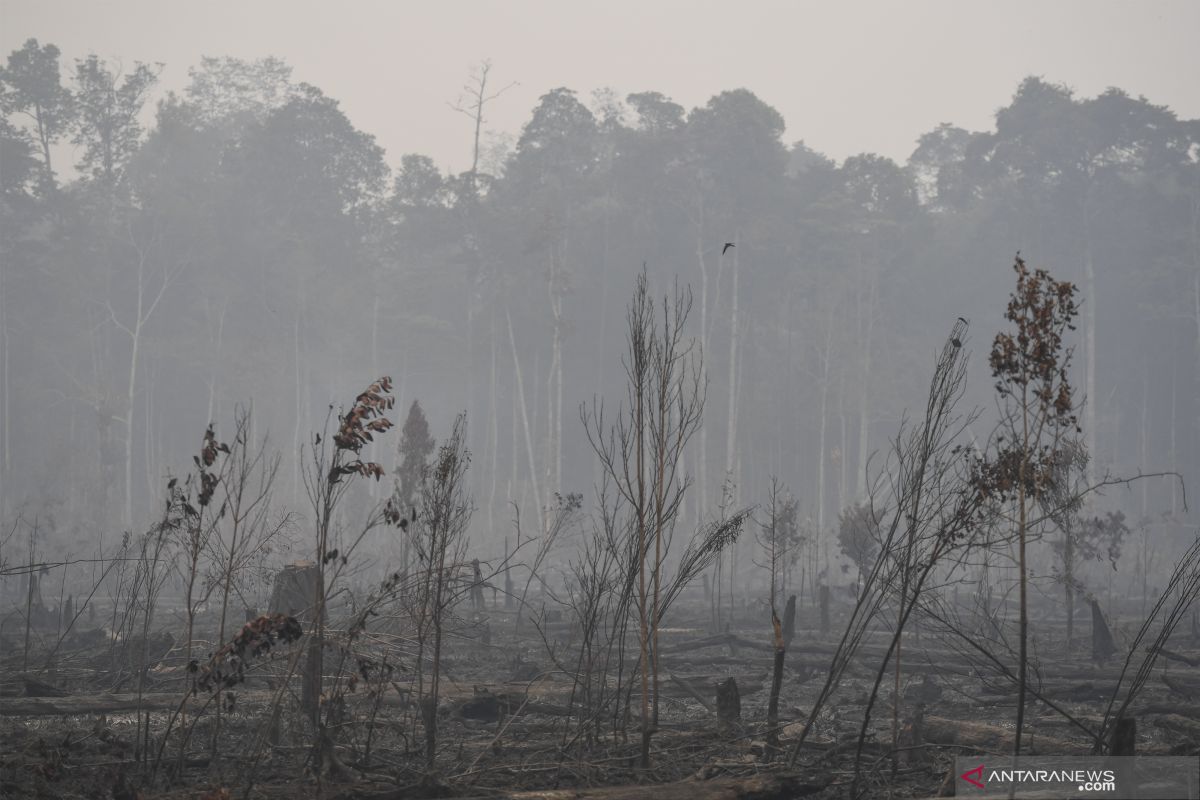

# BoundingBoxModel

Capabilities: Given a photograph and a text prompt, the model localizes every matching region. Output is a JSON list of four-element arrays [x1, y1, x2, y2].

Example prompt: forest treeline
[[1, 42, 1197, 564]]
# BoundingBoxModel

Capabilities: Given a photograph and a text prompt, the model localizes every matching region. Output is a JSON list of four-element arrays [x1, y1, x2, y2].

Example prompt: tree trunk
[[1083, 218, 1098, 489], [724, 236, 740, 494], [1065, 528, 1075, 654], [0, 256, 9, 524], [819, 584, 830, 635], [488, 306, 498, 535], [506, 309, 542, 530], [695, 222, 710, 515], [766, 612, 786, 759], [715, 677, 741, 734], [124, 313, 140, 529], [855, 276, 877, 501]]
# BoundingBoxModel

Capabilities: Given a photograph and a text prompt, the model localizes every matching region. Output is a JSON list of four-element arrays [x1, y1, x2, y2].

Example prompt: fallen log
[[1154, 714, 1200, 739], [0, 692, 182, 716], [659, 633, 774, 655], [1134, 702, 1200, 718], [669, 673, 714, 714], [0, 686, 420, 717], [922, 715, 1095, 754], [976, 680, 1116, 702], [1164, 674, 1200, 700], [1155, 647, 1200, 667], [0, 673, 70, 697], [338, 770, 832, 800]]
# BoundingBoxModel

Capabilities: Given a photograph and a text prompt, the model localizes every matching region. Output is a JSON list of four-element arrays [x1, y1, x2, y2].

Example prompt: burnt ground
[[2, 591, 1199, 800]]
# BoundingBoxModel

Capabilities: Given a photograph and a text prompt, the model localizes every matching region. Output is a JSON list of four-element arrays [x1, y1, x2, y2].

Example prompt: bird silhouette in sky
[[722, 242, 735, 255]]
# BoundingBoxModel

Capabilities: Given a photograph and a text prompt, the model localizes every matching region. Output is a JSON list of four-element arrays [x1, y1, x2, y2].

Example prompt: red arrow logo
[[961, 764, 986, 789]]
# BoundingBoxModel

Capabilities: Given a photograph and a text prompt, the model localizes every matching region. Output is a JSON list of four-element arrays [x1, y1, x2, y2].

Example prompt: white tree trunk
[[724, 238, 740, 490], [855, 276, 877, 501], [1083, 237, 1097, 489], [507, 309, 543, 531], [695, 230, 710, 516], [0, 256, 9, 524]]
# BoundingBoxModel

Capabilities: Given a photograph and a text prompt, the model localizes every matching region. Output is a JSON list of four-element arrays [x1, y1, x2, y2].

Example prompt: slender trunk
[[549, 289, 563, 493], [506, 309, 542, 530], [1140, 367, 1148, 519], [1015, 392, 1030, 756], [839, 407, 848, 509], [1, 256, 9, 523], [371, 293, 381, 499], [636, 324, 650, 768], [1193, 269, 1199, 378], [35, 107, 54, 186], [488, 307, 498, 535], [143, 365, 155, 501], [696, 229, 709, 515], [593, 200, 612, 493], [1170, 369, 1177, 515], [817, 383, 828, 535], [1083, 210, 1097, 489], [856, 277, 877, 501], [724, 238, 740, 489], [1191, 190, 1200, 378], [292, 311, 302, 504], [124, 334, 139, 528], [1065, 528, 1075, 654], [816, 309, 834, 535], [23, 523, 36, 671]]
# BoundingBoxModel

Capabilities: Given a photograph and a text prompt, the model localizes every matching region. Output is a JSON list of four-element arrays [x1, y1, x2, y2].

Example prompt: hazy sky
[[3, 0, 1199, 174]]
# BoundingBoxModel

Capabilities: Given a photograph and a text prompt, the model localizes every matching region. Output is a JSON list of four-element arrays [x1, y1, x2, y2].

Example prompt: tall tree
[[975, 255, 1081, 756], [395, 400, 436, 572], [72, 54, 160, 188], [0, 38, 74, 191]]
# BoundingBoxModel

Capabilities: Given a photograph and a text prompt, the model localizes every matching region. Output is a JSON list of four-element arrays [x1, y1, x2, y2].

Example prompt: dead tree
[[581, 269, 747, 767], [411, 414, 473, 770]]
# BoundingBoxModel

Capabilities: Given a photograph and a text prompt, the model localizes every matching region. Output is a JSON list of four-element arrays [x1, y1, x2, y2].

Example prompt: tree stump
[[897, 703, 926, 764], [301, 637, 322, 724], [60, 595, 73, 631], [716, 677, 741, 734], [1108, 715, 1136, 755], [1091, 599, 1116, 665], [269, 562, 322, 623], [782, 595, 797, 648]]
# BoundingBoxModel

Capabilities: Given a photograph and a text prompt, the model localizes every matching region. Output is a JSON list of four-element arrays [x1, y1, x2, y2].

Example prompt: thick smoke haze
[[5, 0, 1199, 174], [1, 0, 1198, 573], [2, 4, 1200, 798]]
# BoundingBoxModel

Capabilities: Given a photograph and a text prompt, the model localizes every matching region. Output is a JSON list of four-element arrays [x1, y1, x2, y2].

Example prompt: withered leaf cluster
[[328, 376, 395, 485], [333, 376, 395, 452], [195, 612, 304, 693], [974, 256, 1082, 505], [988, 255, 1079, 426]]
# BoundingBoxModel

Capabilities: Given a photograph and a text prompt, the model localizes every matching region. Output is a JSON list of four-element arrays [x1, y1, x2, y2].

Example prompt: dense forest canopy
[[1, 42, 1197, 571]]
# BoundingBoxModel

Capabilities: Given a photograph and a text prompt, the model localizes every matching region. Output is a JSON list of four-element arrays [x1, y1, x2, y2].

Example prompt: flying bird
[[722, 242, 735, 255], [957, 317, 968, 324]]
